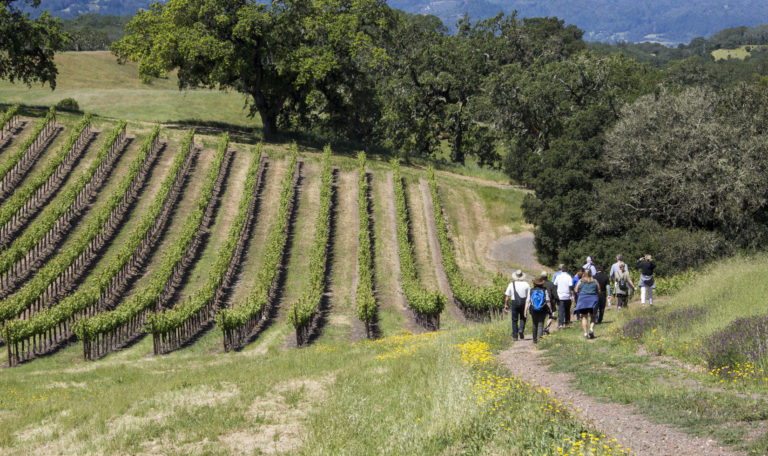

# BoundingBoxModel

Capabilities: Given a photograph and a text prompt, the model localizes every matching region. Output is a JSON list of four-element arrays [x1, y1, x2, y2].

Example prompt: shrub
[[701, 315, 768, 372], [55, 98, 80, 112]]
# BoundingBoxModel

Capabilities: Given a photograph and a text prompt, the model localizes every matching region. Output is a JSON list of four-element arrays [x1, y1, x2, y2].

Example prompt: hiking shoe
[[589, 331, 595, 339], [518, 331, 524, 340], [543, 329, 550, 335]]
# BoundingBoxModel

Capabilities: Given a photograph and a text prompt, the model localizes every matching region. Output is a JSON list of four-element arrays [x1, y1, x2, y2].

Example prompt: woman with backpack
[[525, 277, 552, 344], [614, 262, 635, 310], [573, 269, 601, 340], [636, 254, 656, 306]]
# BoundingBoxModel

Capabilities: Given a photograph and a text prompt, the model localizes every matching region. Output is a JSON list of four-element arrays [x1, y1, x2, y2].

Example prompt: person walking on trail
[[571, 268, 583, 319], [573, 269, 601, 340], [553, 265, 574, 329], [636, 254, 656, 306], [525, 277, 552, 344], [552, 264, 565, 283], [614, 262, 635, 309], [504, 270, 530, 341], [609, 254, 625, 282], [540, 271, 559, 334], [594, 265, 609, 324], [582, 256, 597, 276]]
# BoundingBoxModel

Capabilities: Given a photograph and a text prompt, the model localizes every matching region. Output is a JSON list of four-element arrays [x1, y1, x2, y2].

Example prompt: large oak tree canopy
[[111, 0, 391, 137], [0, 0, 68, 88]]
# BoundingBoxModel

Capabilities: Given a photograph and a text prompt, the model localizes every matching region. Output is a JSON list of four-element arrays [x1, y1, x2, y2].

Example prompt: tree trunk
[[260, 109, 278, 138]]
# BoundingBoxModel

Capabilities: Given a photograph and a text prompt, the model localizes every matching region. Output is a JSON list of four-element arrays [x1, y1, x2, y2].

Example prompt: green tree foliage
[[487, 52, 662, 265], [111, 0, 391, 138], [378, 12, 583, 164], [0, 0, 68, 88]]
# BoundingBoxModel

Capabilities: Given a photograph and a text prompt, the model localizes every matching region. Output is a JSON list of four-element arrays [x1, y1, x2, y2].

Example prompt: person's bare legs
[[589, 313, 596, 337], [581, 315, 589, 336]]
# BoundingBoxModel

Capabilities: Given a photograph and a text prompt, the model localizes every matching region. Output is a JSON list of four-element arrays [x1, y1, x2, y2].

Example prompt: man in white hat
[[504, 269, 530, 341], [582, 256, 596, 276]]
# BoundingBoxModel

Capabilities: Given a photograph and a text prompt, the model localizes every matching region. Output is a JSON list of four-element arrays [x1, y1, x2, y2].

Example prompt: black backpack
[[617, 276, 628, 292]]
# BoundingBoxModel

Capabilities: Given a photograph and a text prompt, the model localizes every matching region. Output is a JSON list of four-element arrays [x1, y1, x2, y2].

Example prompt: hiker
[[525, 276, 553, 344], [614, 262, 635, 309], [571, 268, 584, 319], [573, 269, 601, 339], [504, 270, 530, 341], [636, 254, 656, 306], [553, 265, 574, 328], [609, 254, 625, 282], [552, 263, 565, 283], [582, 256, 597, 276], [540, 271, 559, 334], [594, 265, 610, 324]]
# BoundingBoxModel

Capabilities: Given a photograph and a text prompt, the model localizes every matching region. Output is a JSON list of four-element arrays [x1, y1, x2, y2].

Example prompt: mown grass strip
[[219, 146, 298, 351], [426, 166, 505, 319], [355, 152, 376, 337], [3, 129, 191, 365], [0, 107, 56, 192], [391, 159, 445, 329], [80, 133, 232, 359], [286, 146, 334, 345], [149, 138, 261, 354], [0, 122, 126, 279], [0, 114, 92, 237]]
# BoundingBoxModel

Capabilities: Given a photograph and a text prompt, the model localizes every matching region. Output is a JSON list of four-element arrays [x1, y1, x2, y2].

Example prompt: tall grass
[[614, 254, 768, 376]]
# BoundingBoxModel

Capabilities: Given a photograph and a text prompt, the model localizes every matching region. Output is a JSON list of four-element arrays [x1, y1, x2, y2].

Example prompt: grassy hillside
[[0, 52, 260, 128]]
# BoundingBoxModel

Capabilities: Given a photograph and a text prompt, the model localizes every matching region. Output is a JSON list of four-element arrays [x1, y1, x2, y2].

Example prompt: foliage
[[0, 0, 69, 88], [391, 159, 445, 316], [0, 113, 91, 228], [0, 107, 55, 183], [0, 104, 19, 128], [355, 152, 376, 329], [100, 134, 236, 339], [591, 85, 768, 264], [701, 316, 768, 373], [217, 146, 296, 332], [61, 14, 130, 50], [111, 0, 391, 138], [1, 126, 167, 339], [427, 166, 504, 312], [54, 97, 80, 112], [0, 121, 126, 276], [287, 146, 334, 330]]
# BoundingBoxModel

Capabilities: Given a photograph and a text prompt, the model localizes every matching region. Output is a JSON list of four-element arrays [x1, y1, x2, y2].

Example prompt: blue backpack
[[530, 288, 547, 311]]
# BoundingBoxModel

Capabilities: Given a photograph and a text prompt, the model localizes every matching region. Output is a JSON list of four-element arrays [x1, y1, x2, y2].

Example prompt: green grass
[[535, 254, 768, 454], [1, 322, 627, 455], [0, 51, 260, 129]]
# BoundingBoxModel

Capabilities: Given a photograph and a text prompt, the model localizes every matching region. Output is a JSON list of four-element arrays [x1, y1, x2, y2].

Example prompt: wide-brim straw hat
[[512, 269, 525, 280]]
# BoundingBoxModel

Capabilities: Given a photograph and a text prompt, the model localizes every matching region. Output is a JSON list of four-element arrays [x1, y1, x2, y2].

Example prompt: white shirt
[[505, 281, 530, 304], [553, 273, 574, 301], [582, 263, 597, 276]]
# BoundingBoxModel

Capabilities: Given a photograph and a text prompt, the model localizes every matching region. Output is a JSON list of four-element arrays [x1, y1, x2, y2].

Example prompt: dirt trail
[[497, 340, 738, 456], [405, 181, 438, 290], [486, 231, 548, 279], [418, 178, 466, 324], [432, 169, 528, 191], [325, 170, 366, 343], [382, 171, 420, 333]]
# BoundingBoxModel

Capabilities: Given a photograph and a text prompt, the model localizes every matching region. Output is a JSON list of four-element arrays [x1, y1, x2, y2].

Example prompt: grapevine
[[286, 146, 334, 345], [79, 133, 232, 358], [218, 146, 298, 351], [149, 138, 262, 354], [0, 107, 56, 196], [355, 152, 376, 337], [426, 166, 505, 319], [3, 129, 192, 365], [391, 159, 445, 329]]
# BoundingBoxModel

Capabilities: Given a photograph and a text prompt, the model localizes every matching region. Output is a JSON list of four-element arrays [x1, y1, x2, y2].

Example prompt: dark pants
[[510, 306, 526, 339], [597, 293, 606, 323], [531, 310, 548, 343], [616, 294, 629, 308], [558, 299, 572, 327]]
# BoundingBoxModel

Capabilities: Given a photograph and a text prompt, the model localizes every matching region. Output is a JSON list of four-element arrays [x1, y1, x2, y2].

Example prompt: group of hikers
[[503, 254, 657, 343]]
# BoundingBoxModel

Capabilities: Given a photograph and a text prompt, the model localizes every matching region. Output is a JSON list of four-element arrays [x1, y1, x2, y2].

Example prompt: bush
[[55, 98, 80, 112]]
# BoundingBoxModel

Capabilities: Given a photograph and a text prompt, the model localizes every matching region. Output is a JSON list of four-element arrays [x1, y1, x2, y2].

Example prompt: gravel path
[[418, 178, 466, 324], [497, 339, 739, 456], [486, 231, 548, 278]]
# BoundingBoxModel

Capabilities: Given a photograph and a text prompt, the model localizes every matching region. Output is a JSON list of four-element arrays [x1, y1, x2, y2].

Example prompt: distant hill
[[29, 0, 768, 44]]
